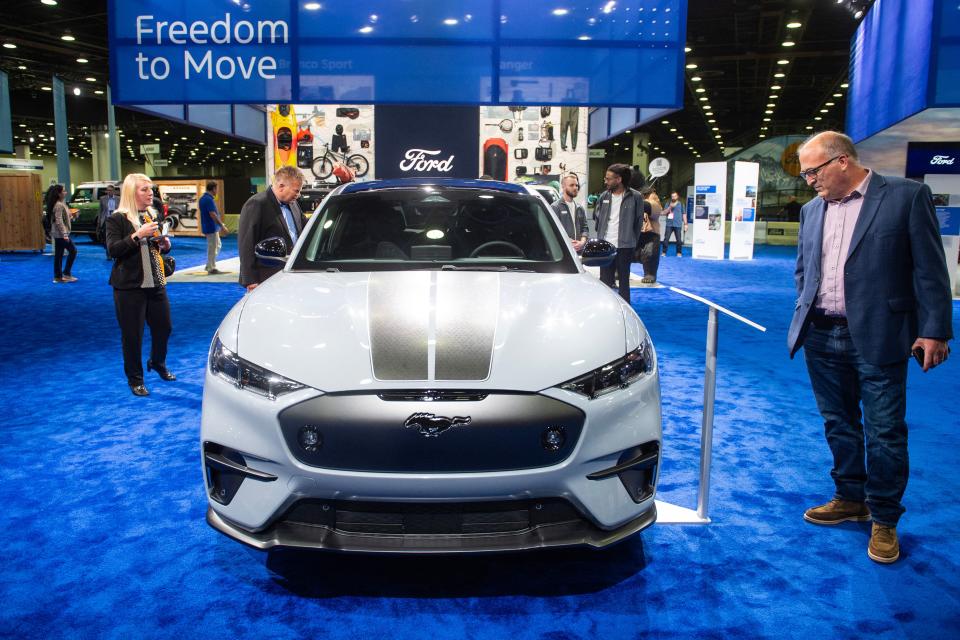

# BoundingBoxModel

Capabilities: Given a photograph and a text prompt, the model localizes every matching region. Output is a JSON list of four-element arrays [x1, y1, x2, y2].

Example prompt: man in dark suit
[[788, 131, 952, 564], [238, 166, 306, 292], [594, 164, 644, 302]]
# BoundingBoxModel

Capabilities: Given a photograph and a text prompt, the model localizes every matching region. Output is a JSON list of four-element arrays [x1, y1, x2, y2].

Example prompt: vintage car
[[201, 178, 661, 553]]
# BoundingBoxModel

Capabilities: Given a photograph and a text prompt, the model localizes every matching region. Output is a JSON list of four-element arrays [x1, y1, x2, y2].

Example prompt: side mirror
[[579, 238, 616, 267], [254, 236, 288, 266]]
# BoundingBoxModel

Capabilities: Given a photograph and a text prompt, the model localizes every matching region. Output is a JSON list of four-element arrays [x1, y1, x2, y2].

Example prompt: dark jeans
[[803, 324, 909, 526], [599, 248, 634, 303], [113, 287, 172, 385], [54, 237, 77, 279], [663, 226, 683, 255]]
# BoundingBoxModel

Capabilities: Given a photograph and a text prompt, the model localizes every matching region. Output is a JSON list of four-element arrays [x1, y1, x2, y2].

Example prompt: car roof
[[339, 178, 529, 195]]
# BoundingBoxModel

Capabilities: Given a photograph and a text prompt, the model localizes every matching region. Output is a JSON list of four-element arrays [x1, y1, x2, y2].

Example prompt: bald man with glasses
[[787, 131, 952, 564]]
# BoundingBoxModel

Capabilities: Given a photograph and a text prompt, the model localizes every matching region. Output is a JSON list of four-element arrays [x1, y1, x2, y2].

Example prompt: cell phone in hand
[[912, 347, 924, 366]]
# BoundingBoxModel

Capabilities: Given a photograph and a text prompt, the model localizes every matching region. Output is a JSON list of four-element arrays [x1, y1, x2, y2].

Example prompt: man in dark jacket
[[550, 174, 588, 252], [593, 164, 644, 302], [238, 166, 306, 291], [788, 131, 952, 564]]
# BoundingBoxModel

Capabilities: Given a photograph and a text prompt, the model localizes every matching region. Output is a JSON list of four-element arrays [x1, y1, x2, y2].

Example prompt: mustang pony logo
[[404, 412, 472, 438]]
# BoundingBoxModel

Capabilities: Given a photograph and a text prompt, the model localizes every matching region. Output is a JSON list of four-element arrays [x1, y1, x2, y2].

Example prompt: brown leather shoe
[[803, 498, 870, 525], [868, 523, 900, 564]]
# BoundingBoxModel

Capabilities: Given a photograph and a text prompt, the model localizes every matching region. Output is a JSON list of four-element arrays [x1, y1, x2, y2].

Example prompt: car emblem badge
[[404, 412, 471, 438]]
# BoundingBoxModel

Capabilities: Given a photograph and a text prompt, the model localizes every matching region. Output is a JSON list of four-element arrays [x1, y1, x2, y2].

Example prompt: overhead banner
[[729, 161, 759, 261], [692, 162, 727, 260], [108, 0, 687, 107]]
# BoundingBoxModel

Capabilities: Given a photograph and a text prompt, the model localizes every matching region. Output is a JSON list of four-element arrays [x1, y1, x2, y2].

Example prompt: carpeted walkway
[[1, 237, 958, 639]]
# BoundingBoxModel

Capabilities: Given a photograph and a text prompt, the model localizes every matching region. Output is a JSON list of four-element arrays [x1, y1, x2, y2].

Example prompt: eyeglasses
[[799, 154, 845, 181]]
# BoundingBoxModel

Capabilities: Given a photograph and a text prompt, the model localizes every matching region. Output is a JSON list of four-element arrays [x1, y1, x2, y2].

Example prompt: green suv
[[68, 181, 120, 242]]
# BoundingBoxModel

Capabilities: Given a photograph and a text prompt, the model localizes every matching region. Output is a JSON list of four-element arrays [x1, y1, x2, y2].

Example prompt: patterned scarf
[[139, 211, 165, 287]]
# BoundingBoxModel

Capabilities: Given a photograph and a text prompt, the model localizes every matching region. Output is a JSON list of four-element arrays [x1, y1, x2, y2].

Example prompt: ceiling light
[[771, 84, 782, 90], [774, 73, 785, 78], [94, 90, 104, 95], [825, 102, 835, 106], [61, 34, 75, 41], [41, 86, 51, 91], [820, 109, 829, 113], [3, 43, 16, 49], [684, 46, 691, 53], [686, 63, 697, 69], [841, 82, 849, 88], [691, 76, 701, 82], [577, 35, 591, 40], [759, 134, 766, 138], [17, 65, 26, 70], [85, 77, 96, 82], [833, 93, 843, 97], [777, 59, 790, 65], [552, 8, 569, 16], [782, 41, 795, 47], [41, 0, 58, 5], [73, 88, 80, 95], [661, 120, 669, 125], [767, 103, 776, 108], [765, 110, 773, 114], [711, 127, 718, 131], [443, 18, 458, 25], [304, 2, 322, 9], [708, 118, 716, 123], [705, 111, 713, 116], [786, 22, 801, 29], [76, 58, 88, 63], [699, 97, 708, 102], [806, 126, 813, 130], [359, 26, 373, 33], [677, 135, 684, 140], [814, 116, 822, 121], [763, 117, 771, 122], [669, 128, 677, 132], [855, 10, 864, 18], [695, 88, 705, 93], [714, 135, 721, 139]]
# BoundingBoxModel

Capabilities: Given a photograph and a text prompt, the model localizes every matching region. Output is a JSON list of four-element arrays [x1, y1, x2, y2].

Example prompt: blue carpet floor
[[1, 237, 958, 639]]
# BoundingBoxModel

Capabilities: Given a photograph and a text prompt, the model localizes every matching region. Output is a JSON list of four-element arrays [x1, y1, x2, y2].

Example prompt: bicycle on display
[[310, 143, 370, 181]]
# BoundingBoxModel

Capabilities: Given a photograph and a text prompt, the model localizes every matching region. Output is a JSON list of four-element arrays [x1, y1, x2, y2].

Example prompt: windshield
[[291, 187, 577, 273], [70, 188, 94, 203]]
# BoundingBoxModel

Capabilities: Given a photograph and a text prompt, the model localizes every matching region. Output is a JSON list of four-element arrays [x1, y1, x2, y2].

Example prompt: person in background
[[662, 190, 687, 256], [199, 181, 227, 275], [593, 164, 644, 302], [778, 195, 803, 221], [638, 187, 662, 284], [238, 166, 306, 292], [788, 131, 952, 564], [98, 184, 119, 258], [551, 173, 588, 252], [105, 173, 175, 397], [47, 184, 78, 283]]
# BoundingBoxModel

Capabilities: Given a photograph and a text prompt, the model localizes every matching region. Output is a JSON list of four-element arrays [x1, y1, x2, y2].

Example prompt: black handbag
[[515, 166, 527, 176], [162, 255, 175, 277], [535, 145, 553, 161], [514, 148, 528, 159], [336, 107, 360, 119], [540, 106, 551, 118]]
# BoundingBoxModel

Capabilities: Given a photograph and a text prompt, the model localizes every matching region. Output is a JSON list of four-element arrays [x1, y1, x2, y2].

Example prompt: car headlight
[[208, 336, 305, 400], [559, 335, 655, 399]]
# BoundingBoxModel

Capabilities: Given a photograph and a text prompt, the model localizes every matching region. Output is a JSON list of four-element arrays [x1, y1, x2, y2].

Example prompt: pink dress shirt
[[815, 170, 872, 317]]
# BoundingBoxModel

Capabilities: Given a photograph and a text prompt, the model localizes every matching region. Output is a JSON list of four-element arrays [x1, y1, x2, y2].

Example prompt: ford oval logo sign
[[404, 412, 471, 438]]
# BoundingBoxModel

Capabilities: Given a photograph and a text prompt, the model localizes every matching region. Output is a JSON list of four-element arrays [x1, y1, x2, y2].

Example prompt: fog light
[[541, 426, 566, 452], [299, 425, 322, 452]]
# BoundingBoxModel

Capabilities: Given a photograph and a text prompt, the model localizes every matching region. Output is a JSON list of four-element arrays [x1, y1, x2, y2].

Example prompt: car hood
[[234, 270, 633, 393]]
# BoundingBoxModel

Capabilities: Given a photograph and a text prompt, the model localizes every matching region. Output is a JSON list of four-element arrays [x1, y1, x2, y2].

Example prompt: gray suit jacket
[[787, 172, 953, 365], [238, 188, 306, 287], [550, 199, 588, 240], [594, 188, 644, 249]]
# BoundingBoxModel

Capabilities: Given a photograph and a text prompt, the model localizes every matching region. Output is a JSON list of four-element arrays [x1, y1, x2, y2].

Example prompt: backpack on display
[[540, 106, 551, 118]]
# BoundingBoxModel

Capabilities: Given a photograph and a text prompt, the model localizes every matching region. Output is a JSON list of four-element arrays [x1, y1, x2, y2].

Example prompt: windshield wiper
[[439, 264, 535, 272]]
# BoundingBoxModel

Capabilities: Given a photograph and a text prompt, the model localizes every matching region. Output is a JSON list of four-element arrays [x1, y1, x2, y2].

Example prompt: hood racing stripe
[[368, 272, 430, 380], [435, 273, 499, 380]]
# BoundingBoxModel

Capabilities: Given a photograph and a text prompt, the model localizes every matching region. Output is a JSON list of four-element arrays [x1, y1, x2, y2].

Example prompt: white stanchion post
[[655, 288, 765, 525]]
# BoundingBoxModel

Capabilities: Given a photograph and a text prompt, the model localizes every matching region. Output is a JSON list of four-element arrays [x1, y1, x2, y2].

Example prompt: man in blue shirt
[[661, 191, 686, 257], [199, 181, 227, 274]]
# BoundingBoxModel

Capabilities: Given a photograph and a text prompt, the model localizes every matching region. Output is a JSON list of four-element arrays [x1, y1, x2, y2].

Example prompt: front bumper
[[200, 368, 662, 552]]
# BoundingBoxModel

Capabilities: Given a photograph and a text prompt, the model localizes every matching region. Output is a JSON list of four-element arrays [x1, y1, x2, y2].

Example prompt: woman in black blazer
[[105, 173, 175, 396]]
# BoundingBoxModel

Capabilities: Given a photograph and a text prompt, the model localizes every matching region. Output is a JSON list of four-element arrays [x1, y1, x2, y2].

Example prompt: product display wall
[[479, 106, 588, 187], [266, 104, 375, 185]]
